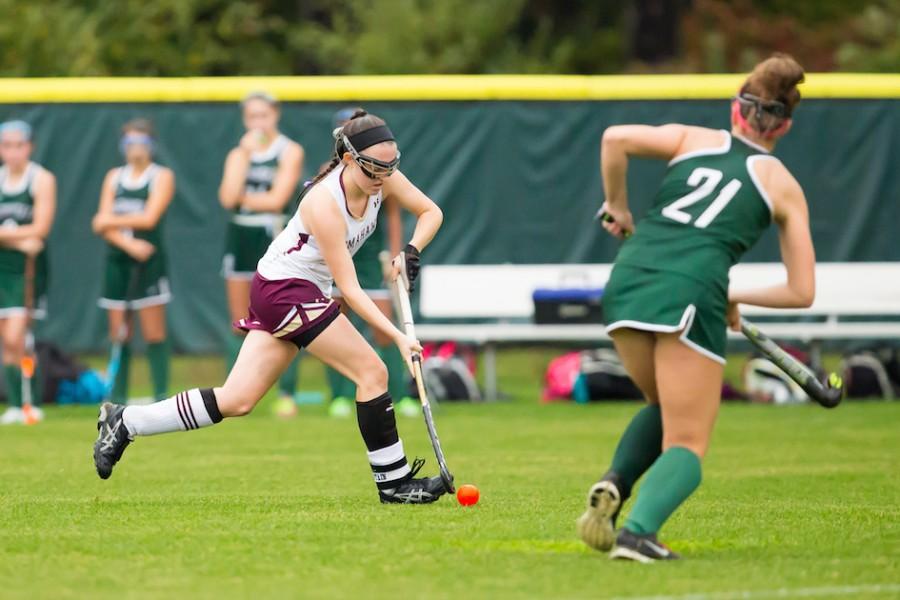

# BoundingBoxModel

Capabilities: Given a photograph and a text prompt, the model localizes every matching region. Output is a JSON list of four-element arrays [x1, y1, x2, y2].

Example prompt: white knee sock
[[123, 388, 223, 436]]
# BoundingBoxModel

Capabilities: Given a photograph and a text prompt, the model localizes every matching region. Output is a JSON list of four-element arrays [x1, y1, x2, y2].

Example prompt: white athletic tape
[[611, 583, 900, 600]]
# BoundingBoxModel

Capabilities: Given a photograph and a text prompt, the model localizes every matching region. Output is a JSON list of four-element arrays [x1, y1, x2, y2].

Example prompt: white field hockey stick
[[20, 255, 38, 425], [390, 256, 456, 494]]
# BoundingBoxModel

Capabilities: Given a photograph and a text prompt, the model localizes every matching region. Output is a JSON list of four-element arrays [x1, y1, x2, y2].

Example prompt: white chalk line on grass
[[610, 583, 900, 600]]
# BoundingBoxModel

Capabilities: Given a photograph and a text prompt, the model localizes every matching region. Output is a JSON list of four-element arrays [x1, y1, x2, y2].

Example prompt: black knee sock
[[356, 392, 410, 490]]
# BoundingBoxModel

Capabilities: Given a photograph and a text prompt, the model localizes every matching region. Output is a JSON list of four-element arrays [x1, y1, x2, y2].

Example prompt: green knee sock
[[146, 341, 170, 401], [278, 353, 302, 397], [609, 404, 663, 497], [624, 446, 702, 535], [380, 344, 408, 400], [111, 344, 131, 405], [225, 334, 243, 372], [3, 365, 22, 408], [326, 365, 355, 400]]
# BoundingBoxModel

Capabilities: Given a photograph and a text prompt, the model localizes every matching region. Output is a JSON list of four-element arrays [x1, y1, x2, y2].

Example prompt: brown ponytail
[[741, 53, 805, 116]]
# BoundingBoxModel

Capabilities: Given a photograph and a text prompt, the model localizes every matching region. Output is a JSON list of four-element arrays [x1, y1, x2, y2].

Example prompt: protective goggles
[[119, 132, 155, 154], [734, 92, 791, 132], [341, 125, 400, 179]]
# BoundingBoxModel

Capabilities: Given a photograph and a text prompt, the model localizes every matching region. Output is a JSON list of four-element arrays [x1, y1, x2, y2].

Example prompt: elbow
[[601, 127, 626, 149], [793, 284, 815, 308]]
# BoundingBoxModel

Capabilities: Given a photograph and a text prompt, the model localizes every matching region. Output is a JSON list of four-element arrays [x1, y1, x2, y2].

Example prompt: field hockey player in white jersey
[[93, 110, 449, 504]]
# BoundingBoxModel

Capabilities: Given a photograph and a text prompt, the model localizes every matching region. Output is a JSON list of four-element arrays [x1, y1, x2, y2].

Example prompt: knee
[[1, 339, 21, 363], [215, 387, 256, 418], [356, 358, 388, 392]]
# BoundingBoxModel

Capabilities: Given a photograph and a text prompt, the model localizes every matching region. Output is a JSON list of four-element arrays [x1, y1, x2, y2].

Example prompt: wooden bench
[[415, 263, 900, 400]]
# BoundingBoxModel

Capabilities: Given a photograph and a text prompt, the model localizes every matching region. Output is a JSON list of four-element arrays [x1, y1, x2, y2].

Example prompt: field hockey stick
[[596, 209, 633, 238], [20, 255, 38, 425], [105, 263, 143, 396], [740, 317, 843, 408], [392, 271, 456, 494]]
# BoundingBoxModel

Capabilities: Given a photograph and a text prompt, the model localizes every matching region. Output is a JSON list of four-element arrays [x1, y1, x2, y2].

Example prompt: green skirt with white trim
[[602, 264, 728, 364]]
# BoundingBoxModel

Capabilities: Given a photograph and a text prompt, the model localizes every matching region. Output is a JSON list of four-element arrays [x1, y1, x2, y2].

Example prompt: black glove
[[402, 243, 421, 292]]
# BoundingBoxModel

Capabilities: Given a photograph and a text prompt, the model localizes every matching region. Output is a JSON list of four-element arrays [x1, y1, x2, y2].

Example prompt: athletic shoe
[[22, 405, 44, 424], [577, 474, 624, 552], [396, 396, 420, 418], [0, 406, 23, 425], [610, 529, 681, 563], [93, 402, 133, 480], [328, 396, 354, 418], [379, 458, 447, 504]]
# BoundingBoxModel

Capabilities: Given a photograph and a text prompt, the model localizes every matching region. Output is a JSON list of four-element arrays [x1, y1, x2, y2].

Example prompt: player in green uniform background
[[323, 108, 416, 419], [0, 120, 57, 425], [219, 92, 304, 411], [576, 55, 816, 562], [93, 118, 175, 404]]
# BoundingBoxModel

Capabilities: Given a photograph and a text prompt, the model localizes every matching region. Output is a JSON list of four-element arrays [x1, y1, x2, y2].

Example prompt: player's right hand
[[128, 239, 157, 262], [726, 301, 741, 332], [16, 237, 44, 257], [599, 202, 634, 239], [238, 130, 265, 154], [394, 331, 423, 376]]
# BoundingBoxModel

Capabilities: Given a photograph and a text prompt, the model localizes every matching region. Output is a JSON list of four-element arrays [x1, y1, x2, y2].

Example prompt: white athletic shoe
[[577, 478, 623, 552], [1, 406, 24, 425]]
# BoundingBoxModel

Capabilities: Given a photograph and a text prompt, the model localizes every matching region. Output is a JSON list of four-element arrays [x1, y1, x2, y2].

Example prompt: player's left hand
[[727, 301, 741, 332], [391, 244, 421, 292], [15, 237, 44, 257]]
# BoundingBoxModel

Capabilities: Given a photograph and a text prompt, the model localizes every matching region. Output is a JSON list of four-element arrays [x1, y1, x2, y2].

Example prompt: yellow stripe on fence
[[0, 74, 897, 103]]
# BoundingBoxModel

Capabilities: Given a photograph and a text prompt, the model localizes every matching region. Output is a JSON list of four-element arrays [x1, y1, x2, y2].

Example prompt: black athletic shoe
[[93, 402, 133, 480], [379, 458, 447, 504], [610, 529, 681, 563], [577, 473, 625, 552]]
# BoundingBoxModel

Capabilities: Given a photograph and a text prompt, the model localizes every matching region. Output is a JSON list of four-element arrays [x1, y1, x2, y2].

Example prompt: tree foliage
[[0, 0, 896, 76]]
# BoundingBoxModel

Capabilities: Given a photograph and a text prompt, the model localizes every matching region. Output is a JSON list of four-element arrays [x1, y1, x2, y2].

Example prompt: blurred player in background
[[94, 110, 448, 504], [93, 118, 175, 404], [0, 120, 56, 424], [577, 54, 814, 561], [325, 107, 416, 419], [219, 92, 304, 411]]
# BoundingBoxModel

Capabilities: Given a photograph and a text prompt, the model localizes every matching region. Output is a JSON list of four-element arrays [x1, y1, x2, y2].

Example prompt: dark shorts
[[234, 274, 340, 349]]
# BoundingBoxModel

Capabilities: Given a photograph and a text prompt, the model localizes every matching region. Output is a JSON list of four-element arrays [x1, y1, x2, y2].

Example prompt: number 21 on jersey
[[662, 167, 742, 228]]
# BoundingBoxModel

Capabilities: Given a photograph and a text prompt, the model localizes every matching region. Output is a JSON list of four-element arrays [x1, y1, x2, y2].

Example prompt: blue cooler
[[532, 287, 604, 324]]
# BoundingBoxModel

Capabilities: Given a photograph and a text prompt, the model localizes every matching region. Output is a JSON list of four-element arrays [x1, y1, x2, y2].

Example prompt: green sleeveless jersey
[[614, 132, 775, 296], [234, 133, 294, 221], [109, 163, 165, 258], [0, 162, 45, 273]]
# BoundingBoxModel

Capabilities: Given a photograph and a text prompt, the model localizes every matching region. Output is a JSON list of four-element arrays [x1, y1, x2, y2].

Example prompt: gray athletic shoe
[[93, 402, 132, 480], [577, 476, 623, 552], [610, 529, 681, 563], [378, 458, 447, 504]]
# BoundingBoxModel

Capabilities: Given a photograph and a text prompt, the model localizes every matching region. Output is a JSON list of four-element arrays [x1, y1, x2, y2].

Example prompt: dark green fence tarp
[[1, 100, 897, 353]]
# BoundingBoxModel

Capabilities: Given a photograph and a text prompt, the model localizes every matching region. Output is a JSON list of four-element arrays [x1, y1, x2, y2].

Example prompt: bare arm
[[0, 168, 56, 243], [95, 168, 175, 231], [303, 192, 404, 343], [383, 195, 403, 257], [240, 143, 304, 213], [382, 169, 443, 252], [219, 148, 251, 210], [729, 160, 816, 309]]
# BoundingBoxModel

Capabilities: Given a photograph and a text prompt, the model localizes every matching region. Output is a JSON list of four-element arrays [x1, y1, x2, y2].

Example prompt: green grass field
[[1, 352, 898, 599]]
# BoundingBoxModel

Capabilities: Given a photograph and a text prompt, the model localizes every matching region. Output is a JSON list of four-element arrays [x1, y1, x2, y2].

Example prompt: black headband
[[347, 125, 395, 152]]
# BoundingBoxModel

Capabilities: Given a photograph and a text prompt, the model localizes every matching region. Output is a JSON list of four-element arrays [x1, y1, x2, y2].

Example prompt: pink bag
[[542, 352, 582, 402]]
